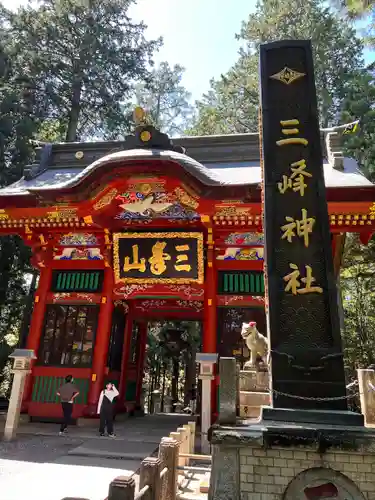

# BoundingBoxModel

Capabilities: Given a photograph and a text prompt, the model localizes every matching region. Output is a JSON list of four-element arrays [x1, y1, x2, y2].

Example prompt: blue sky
[[2, 0, 375, 101]]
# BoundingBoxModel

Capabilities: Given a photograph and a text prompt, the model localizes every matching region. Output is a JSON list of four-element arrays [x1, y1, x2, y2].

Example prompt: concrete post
[[170, 430, 183, 467], [158, 437, 179, 500], [196, 353, 218, 455], [218, 357, 237, 425], [140, 457, 162, 500], [183, 424, 191, 464], [358, 368, 375, 426], [177, 427, 188, 466], [188, 421, 196, 453], [201, 376, 212, 453], [107, 476, 135, 500]]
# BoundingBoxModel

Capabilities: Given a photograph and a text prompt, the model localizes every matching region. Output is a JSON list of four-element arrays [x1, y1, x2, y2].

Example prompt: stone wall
[[240, 446, 374, 500]]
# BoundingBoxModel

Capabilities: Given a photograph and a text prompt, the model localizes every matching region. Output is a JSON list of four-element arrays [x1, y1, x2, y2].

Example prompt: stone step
[[239, 391, 270, 407], [239, 405, 261, 418], [239, 371, 269, 392]]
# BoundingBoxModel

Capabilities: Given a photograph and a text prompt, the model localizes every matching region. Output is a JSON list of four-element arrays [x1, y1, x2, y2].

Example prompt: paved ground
[[0, 414, 192, 500]]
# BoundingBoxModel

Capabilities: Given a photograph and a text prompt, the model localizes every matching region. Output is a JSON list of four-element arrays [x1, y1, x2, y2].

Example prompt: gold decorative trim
[[270, 67, 305, 85], [113, 231, 204, 285], [174, 187, 199, 209], [93, 188, 118, 211], [215, 206, 251, 217]]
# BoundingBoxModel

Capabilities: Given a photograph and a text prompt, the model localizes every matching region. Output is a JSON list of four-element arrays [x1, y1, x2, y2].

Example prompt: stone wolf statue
[[240, 321, 269, 369]]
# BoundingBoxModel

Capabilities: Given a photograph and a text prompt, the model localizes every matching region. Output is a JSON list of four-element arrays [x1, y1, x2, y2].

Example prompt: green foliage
[[341, 67, 375, 181], [341, 234, 375, 372], [134, 62, 194, 136], [189, 0, 364, 135], [2, 0, 161, 141]]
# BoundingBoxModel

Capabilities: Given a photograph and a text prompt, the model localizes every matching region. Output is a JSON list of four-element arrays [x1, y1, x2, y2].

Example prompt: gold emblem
[[75, 151, 84, 159], [270, 67, 305, 85], [140, 130, 151, 142]]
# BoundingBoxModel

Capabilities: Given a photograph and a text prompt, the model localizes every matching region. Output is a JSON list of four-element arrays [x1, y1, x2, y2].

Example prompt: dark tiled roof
[[0, 130, 371, 197]]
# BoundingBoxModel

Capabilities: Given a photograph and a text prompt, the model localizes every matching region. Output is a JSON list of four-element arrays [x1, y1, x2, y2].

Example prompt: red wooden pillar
[[135, 321, 148, 406], [118, 304, 134, 407], [203, 241, 218, 421], [22, 266, 53, 408], [86, 268, 114, 415]]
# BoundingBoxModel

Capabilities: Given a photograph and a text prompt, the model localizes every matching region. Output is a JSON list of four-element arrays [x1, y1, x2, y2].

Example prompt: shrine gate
[[0, 110, 374, 420]]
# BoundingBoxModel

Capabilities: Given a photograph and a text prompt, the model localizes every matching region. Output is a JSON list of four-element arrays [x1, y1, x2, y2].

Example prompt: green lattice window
[[52, 270, 104, 292], [218, 271, 264, 295]]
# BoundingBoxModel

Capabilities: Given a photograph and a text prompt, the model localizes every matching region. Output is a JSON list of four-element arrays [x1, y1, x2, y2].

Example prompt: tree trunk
[[65, 68, 83, 142], [19, 269, 38, 348], [171, 357, 179, 412], [160, 363, 166, 413]]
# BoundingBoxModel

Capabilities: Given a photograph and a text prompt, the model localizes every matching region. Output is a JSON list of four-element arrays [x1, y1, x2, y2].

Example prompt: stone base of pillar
[[209, 423, 375, 500], [82, 403, 99, 418]]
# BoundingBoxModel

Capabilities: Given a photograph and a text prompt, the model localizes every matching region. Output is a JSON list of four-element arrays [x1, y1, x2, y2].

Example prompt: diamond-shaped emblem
[[270, 67, 305, 85]]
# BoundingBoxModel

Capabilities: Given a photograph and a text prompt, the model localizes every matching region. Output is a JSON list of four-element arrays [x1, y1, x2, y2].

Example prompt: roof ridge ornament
[[124, 106, 186, 154], [322, 120, 359, 171]]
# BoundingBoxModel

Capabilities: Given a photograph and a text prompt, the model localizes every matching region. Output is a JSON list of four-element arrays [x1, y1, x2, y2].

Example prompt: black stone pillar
[[259, 40, 362, 426]]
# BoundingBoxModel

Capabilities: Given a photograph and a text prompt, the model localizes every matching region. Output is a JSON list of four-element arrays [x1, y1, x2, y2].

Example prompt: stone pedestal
[[239, 369, 270, 419], [209, 423, 375, 500], [358, 368, 375, 426]]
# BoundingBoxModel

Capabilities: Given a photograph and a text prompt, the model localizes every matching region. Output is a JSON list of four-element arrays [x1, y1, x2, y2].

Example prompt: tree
[[134, 62, 194, 136], [189, 0, 364, 135], [341, 67, 375, 181], [3, 0, 161, 141], [340, 234, 375, 373]]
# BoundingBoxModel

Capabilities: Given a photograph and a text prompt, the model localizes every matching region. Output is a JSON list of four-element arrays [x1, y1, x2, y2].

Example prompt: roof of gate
[[0, 127, 371, 197]]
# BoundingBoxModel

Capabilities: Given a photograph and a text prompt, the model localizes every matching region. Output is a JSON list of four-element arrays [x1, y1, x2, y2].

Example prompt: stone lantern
[[4, 349, 36, 441]]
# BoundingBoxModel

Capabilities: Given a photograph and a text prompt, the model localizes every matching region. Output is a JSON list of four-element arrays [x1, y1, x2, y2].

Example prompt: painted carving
[[52, 293, 95, 303], [59, 233, 98, 246], [176, 300, 203, 312], [216, 247, 264, 260], [93, 188, 118, 211], [116, 284, 151, 299], [241, 321, 268, 369], [168, 284, 205, 299], [115, 283, 204, 300], [225, 232, 264, 245], [215, 205, 251, 217], [218, 295, 265, 306], [115, 186, 199, 222], [47, 208, 77, 219], [135, 299, 203, 313], [174, 187, 199, 209], [54, 248, 103, 260]]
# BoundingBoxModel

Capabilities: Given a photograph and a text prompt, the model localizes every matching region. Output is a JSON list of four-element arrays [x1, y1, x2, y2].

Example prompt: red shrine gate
[[0, 110, 372, 421], [24, 227, 266, 421]]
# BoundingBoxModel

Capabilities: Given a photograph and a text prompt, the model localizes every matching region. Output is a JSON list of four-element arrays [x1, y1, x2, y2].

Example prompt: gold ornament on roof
[[270, 67, 305, 85], [133, 106, 146, 125]]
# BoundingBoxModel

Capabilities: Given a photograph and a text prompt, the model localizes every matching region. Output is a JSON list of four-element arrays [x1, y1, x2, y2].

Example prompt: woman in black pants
[[97, 382, 119, 437]]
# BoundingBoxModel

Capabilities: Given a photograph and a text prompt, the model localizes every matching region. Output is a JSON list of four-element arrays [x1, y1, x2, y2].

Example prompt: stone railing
[[106, 421, 212, 500]]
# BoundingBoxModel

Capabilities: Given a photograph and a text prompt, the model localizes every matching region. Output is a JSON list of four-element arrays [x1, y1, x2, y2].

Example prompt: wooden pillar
[[22, 266, 52, 408], [136, 321, 148, 406], [203, 230, 218, 421], [86, 267, 114, 414], [118, 304, 134, 405]]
